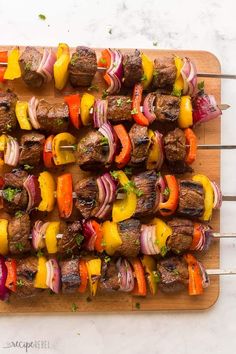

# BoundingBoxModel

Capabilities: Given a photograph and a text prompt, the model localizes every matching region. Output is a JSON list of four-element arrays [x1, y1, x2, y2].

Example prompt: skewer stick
[[196, 145, 236, 150], [207, 269, 236, 275]]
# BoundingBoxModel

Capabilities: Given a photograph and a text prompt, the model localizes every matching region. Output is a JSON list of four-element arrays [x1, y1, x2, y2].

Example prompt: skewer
[[207, 269, 236, 275]]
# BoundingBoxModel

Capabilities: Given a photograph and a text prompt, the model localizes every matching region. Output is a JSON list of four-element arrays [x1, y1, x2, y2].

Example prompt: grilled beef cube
[[129, 124, 150, 166], [155, 94, 180, 123], [36, 100, 69, 134], [133, 170, 157, 217], [19, 47, 44, 88], [3, 188, 28, 214], [122, 50, 144, 87], [19, 132, 45, 166], [164, 128, 186, 162], [157, 256, 189, 293], [100, 261, 120, 292], [115, 219, 141, 258], [167, 218, 194, 253], [152, 57, 177, 90], [4, 169, 28, 188], [107, 96, 132, 122], [69, 46, 97, 87], [8, 213, 31, 254], [16, 257, 40, 297], [76, 130, 108, 170], [0, 90, 18, 133], [60, 258, 81, 293], [58, 221, 82, 254], [74, 177, 99, 219], [178, 180, 204, 217]]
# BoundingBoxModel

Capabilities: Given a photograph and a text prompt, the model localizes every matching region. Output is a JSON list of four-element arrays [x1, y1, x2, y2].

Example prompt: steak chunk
[[8, 213, 31, 254], [155, 94, 180, 123], [3, 188, 28, 214], [115, 219, 141, 258], [100, 260, 120, 292], [164, 128, 186, 162], [36, 100, 69, 134], [16, 257, 40, 297], [58, 221, 82, 254], [0, 90, 18, 133], [60, 258, 81, 293], [157, 256, 189, 293], [129, 124, 150, 166], [69, 46, 97, 87], [167, 218, 194, 253], [107, 96, 132, 122], [4, 169, 28, 188], [74, 177, 99, 219], [76, 130, 108, 170], [19, 47, 44, 88], [178, 180, 204, 217], [152, 57, 177, 90], [19, 132, 45, 166], [133, 170, 157, 217], [122, 50, 144, 87]]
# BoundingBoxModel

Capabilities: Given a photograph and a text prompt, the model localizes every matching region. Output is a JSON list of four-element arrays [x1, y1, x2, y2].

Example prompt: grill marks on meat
[[60, 258, 81, 293], [76, 130, 108, 170], [16, 257, 40, 297], [122, 50, 144, 87], [155, 94, 180, 123], [19, 133, 45, 166], [152, 57, 177, 91], [100, 261, 120, 291], [157, 256, 189, 293], [115, 219, 141, 258], [107, 96, 132, 122], [178, 180, 204, 217], [167, 218, 194, 253], [133, 170, 157, 217], [74, 177, 99, 219], [4, 169, 28, 188], [36, 100, 69, 134], [19, 47, 44, 88], [129, 124, 150, 166], [8, 214, 31, 254], [58, 221, 81, 254], [69, 46, 97, 87], [3, 170, 29, 213], [0, 90, 18, 133]]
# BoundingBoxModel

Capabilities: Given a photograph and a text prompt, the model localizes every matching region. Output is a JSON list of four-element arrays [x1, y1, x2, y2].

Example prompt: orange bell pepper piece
[[43, 135, 55, 168], [190, 223, 202, 251], [184, 128, 197, 165], [132, 84, 149, 126], [64, 94, 81, 129], [114, 124, 132, 168], [78, 259, 88, 293], [131, 258, 147, 297], [91, 220, 104, 253], [184, 253, 203, 295], [57, 173, 73, 218], [159, 175, 179, 216], [5, 259, 17, 292]]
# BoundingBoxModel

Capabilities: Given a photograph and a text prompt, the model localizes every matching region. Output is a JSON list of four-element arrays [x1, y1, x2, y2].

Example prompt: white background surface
[[0, 0, 236, 353]]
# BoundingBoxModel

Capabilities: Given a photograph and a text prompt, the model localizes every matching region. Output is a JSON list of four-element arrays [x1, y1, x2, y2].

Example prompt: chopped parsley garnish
[[37, 250, 44, 257], [124, 167, 133, 176], [153, 69, 158, 78], [141, 74, 147, 82], [24, 164, 34, 171], [24, 62, 32, 71], [3, 187, 21, 202], [116, 98, 123, 107], [5, 123, 12, 131], [101, 240, 107, 247], [172, 269, 179, 276], [108, 28, 112, 35], [153, 41, 158, 47], [135, 239, 140, 246], [16, 279, 24, 287], [56, 118, 64, 126], [100, 57, 107, 65], [15, 211, 23, 218], [153, 271, 160, 283], [70, 53, 79, 65], [156, 172, 161, 178], [135, 302, 140, 310], [198, 81, 205, 92], [75, 234, 84, 247], [88, 84, 99, 92], [72, 144, 77, 151], [102, 90, 108, 99], [71, 303, 78, 312], [163, 187, 170, 197], [110, 170, 119, 179], [131, 108, 138, 115], [172, 87, 182, 97], [160, 245, 168, 257], [104, 256, 111, 263], [16, 242, 24, 252], [119, 181, 143, 197], [100, 136, 109, 146], [126, 98, 132, 103], [38, 14, 46, 21]]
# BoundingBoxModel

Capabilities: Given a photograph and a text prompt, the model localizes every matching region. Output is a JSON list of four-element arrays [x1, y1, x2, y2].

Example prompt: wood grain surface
[[0, 47, 221, 313]]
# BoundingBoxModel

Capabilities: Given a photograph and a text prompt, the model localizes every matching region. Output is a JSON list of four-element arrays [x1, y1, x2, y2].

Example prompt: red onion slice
[[197, 260, 210, 288], [4, 137, 19, 166], [154, 131, 164, 170], [143, 93, 156, 123], [181, 57, 197, 96], [105, 49, 123, 94], [117, 258, 134, 292], [95, 173, 117, 219], [98, 122, 117, 164], [28, 96, 40, 129], [37, 48, 56, 83], [192, 93, 222, 125], [32, 221, 49, 250], [0, 256, 9, 301], [211, 181, 222, 209], [23, 175, 42, 212], [46, 258, 61, 294], [93, 99, 108, 128], [82, 220, 97, 251], [140, 225, 159, 255], [156, 174, 166, 206]]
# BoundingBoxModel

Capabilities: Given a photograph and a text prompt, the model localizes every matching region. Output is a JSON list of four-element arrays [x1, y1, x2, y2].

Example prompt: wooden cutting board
[[0, 47, 220, 313]]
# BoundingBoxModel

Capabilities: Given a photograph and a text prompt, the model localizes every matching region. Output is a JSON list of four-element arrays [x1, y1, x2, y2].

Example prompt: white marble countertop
[[0, 0, 236, 353]]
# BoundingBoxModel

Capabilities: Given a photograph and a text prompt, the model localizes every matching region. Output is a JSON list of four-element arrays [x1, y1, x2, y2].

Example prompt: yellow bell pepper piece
[[54, 43, 70, 90], [141, 53, 154, 89], [178, 95, 193, 129], [112, 171, 137, 223], [80, 93, 95, 126], [150, 218, 172, 256], [45, 221, 60, 254], [173, 56, 184, 95], [102, 221, 122, 256], [86, 258, 101, 296], [34, 256, 48, 289], [192, 174, 214, 221], [0, 219, 9, 255], [15, 101, 32, 130], [146, 129, 158, 170], [52, 133, 76, 166], [0, 135, 8, 166], [141, 255, 158, 295], [37, 171, 56, 212], [4, 47, 21, 80]]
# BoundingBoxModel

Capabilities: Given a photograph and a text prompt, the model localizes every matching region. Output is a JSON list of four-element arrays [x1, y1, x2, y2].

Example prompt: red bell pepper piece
[[78, 259, 88, 293], [184, 253, 203, 295], [5, 259, 17, 292], [190, 223, 202, 251], [98, 49, 111, 68], [91, 220, 104, 253], [57, 173, 73, 218], [132, 84, 149, 126], [131, 258, 147, 297], [0, 51, 8, 63], [43, 135, 55, 168], [159, 175, 179, 216], [64, 94, 81, 129], [114, 124, 132, 168], [0, 67, 6, 83], [184, 128, 197, 165]]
